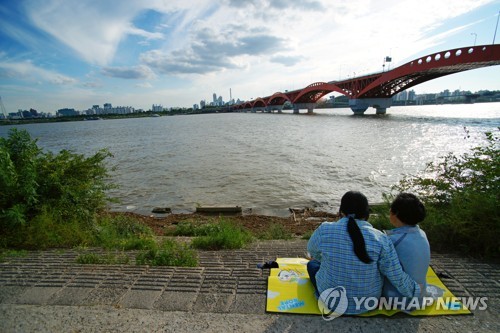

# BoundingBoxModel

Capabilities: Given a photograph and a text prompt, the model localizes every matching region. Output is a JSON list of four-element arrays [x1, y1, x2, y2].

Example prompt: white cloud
[[101, 65, 155, 79], [140, 24, 289, 75], [0, 60, 77, 85], [136, 82, 153, 88], [2, 0, 497, 111]]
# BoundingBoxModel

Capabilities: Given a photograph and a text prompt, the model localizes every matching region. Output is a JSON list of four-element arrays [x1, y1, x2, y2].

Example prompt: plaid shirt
[[307, 217, 421, 314]]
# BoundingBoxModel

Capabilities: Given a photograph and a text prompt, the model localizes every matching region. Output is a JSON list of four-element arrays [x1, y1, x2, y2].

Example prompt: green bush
[[0, 129, 130, 249], [0, 129, 113, 245], [367, 202, 393, 231], [191, 219, 253, 250], [0, 129, 42, 227], [36, 148, 114, 223], [136, 239, 198, 266], [391, 129, 499, 258]]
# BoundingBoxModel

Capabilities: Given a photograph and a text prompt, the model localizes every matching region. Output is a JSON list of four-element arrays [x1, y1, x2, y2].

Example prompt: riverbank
[[1, 239, 499, 332], [115, 208, 338, 237]]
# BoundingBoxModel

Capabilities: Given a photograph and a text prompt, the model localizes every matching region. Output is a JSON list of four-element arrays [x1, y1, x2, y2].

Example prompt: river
[[1, 104, 499, 216]]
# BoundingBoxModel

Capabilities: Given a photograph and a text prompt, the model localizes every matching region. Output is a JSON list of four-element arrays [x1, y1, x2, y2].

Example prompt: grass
[[94, 213, 156, 250], [0, 249, 28, 262], [136, 239, 198, 267], [172, 220, 221, 237], [190, 219, 253, 250], [301, 230, 313, 240], [76, 252, 130, 265], [258, 223, 293, 240]]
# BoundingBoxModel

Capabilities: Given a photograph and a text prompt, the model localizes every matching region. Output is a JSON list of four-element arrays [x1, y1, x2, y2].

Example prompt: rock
[[152, 207, 172, 214]]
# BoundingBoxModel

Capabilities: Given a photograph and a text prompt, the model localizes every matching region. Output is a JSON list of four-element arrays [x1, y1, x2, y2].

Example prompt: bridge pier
[[349, 98, 392, 115], [293, 103, 315, 114], [267, 106, 283, 113]]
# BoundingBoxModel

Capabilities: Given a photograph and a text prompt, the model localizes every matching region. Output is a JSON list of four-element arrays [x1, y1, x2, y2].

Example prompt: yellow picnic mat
[[266, 258, 471, 316]]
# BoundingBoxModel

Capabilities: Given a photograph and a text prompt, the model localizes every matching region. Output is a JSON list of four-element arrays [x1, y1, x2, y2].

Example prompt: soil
[[113, 208, 339, 237]]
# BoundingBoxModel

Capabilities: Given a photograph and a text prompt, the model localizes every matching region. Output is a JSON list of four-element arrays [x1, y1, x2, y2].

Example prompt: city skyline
[[1, 1, 499, 114]]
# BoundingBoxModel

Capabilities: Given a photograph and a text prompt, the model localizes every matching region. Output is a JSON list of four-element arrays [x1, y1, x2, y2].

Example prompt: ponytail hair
[[340, 191, 372, 264]]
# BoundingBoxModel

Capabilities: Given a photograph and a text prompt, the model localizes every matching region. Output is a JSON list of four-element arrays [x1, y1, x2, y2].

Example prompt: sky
[[0, 0, 499, 114]]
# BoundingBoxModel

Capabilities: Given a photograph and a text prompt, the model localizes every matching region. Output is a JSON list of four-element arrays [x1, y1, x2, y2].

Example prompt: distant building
[[408, 90, 416, 101], [57, 108, 79, 117], [113, 106, 135, 114], [152, 104, 163, 112]]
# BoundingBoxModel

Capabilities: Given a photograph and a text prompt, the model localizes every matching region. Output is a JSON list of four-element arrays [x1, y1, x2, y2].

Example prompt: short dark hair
[[390, 193, 426, 226]]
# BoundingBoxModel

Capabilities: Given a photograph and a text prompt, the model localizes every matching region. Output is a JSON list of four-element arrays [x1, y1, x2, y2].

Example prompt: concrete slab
[[0, 286, 28, 303], [193, 293, 235, 313], [83, 287, 127, 306], [154, 291, 197, 311], [13, 287, 61, 305], [119, 289, 162, 309], [49, 286, 93, 306], [229, 294, 267, 314]]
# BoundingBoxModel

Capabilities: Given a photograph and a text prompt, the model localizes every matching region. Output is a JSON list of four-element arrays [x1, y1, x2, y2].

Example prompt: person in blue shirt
[[382, 193, 430, 306], [307, 191, 422, 314]]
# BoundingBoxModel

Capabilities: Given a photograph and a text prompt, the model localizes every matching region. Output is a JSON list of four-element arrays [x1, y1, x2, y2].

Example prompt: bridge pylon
[[292, 103, 315, 114], [348, 98, 392, 115], [0, 96, 8, 119]]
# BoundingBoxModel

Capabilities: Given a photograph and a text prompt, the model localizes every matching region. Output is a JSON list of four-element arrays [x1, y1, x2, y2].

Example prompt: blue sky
[[0, 0, 499, 113]]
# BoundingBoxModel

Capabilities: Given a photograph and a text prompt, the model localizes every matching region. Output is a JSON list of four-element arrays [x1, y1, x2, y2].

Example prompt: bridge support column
[[267, 106, 283, 113], [293, 103, 316, 114], [349, 98, 392, 115]]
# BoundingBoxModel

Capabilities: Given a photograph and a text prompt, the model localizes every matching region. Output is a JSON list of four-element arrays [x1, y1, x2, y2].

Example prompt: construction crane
[[0, 96, 8, 119]]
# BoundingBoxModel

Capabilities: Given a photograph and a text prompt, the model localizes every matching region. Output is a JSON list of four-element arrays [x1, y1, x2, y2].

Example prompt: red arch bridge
[[232, 44, 500, 115]]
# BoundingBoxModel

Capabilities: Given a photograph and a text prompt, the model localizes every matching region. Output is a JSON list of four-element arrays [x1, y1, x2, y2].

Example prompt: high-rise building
[[408, 90, 416, 101], [152, 104, 163, 112]]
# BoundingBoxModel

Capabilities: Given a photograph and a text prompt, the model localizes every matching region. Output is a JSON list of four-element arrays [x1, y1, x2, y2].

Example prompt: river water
[[1, 104, 499, 216]]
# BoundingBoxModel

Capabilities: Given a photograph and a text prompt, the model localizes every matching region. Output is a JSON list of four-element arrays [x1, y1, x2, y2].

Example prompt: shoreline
[[109, 207, 340, 237]]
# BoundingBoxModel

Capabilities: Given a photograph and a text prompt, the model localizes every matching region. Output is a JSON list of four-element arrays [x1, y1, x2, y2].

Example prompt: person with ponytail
[[307, 191, 422, 314]]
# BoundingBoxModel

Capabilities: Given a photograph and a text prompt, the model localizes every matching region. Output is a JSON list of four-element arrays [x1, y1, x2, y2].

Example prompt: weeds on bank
[[258, 223, 293, 240], [301, 230, 313, 240], [136, 239, 198, 266], [76, 252, 130, 265], [95, 213, 156, 250], [173, 218, 293, 245], [184, 218, 253, 250], [171, 220, 222, 237], [0, 249, 28, 262]]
